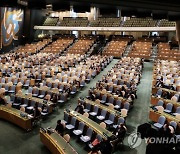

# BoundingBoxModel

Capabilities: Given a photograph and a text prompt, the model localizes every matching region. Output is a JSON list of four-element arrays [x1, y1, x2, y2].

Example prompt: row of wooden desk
[[40, 109, 114, 153], [152, 87, 180, 96], [65, 109, 113, 140], [16, 93, 54, 113], [40, 130, 77, 154], [93, 89, 129, 104], [151, 96, 180, 111], [149, 109, 180, 131], [83, 98, 124, 118], [0, 105, 33, 131]]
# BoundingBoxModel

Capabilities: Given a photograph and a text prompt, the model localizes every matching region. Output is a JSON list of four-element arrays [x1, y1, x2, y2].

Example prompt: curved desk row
[[0, 105, 33, 131], [40, 130, 77, 154]]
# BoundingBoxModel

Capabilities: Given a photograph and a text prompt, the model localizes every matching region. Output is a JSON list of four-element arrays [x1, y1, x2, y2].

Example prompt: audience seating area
[[60, 17, 89, 27], [67, 36, 96, 55], [43, 17, 59, 26], [90, 18, 121, 27], [102, 37, 129, 58], [122, 18, 157, 27], [41, 36, 74, 53], [157, 42, 180, 61], [128, 41, 152, 59], [52, 57, 143, 151], [41, 17, 176, 27], [150, 59, 180, 132], [158, 19, 176, 27]]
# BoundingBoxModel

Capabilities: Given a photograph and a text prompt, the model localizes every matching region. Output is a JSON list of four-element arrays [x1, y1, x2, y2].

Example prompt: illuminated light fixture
[[17, 0, 28, 6]]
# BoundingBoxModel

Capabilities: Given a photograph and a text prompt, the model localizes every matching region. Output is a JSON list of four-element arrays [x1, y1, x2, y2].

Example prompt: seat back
[[165, 103, 173, 111], [108, 113, 115, 122], [175, 107, 180, 114], [78, 122, 85, 131], [157, 100, 164, 106], [157, 116, 166, 125], [169, 121, 177, 130], [101, 109, 107, 117], [86, 128, 93, 138], [117, 117, 125, 125], [71, 117, 76, 126]]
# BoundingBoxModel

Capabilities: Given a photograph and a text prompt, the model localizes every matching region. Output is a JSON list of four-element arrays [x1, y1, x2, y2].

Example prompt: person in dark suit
[[75, 102, 84, 114], [33, 103, 41, 118], [0, 95, 7, 105], [55, 120, 65, 136]]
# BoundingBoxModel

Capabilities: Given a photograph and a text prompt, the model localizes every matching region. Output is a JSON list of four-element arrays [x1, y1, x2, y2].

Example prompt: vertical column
[[176, 21, 180, 50]]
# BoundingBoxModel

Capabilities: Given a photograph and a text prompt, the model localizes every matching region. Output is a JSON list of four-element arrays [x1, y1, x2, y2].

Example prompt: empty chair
[[156, 89, 162, 97], [8, 85, 16, 93], [61, 112, 69, 124], [80, 128, 93, 143], [59, 84, 64, 92], [24, 80, 30, 88], [70, 86, 77, 95], [26, 87, 33, 95], [106, 97, 114, 106], [113, 117, 125, 129], [107, 86, 113, 93], [38, 90, 46, 99], [58, 94, 67, 104], [100, 95, 107, 104], [174, 94, 179, 100], [20, 99, 28, 108], [97, 109, 107, 121], [173, 107, 180, 116], [47, 82, 52, 88], [1, 78, 5, 83], [32, 88, 39, 97], [83, 103, 91, 113], [114, 100, 121, 110], [85, 74, 91, 83], [89, 106, 99, 117], [4, 85, 9, 93], [153, 116, 166, 129], [12, 97, 21, 108], [156, 100, 164, 107], [53, 83, 58, 88], [66, 117, 76, 130], [123, 102, 130, 111], [73, 122, 85, 136], [13, 79, 18, 85], [104, 113, 115, 126], [164, 103, 173, 113], [80, 80, 85, 88], [169, 121, 177, 131], [26, 100, 36, 111], [113, 80, 118, 85], [36, 75, 42, 82], [8, 95, 15, 104]]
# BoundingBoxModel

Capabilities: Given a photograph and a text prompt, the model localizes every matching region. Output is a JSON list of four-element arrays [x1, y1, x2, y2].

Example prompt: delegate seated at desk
[[0, 96, 7, 105], [55, 120, 65, 136]]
